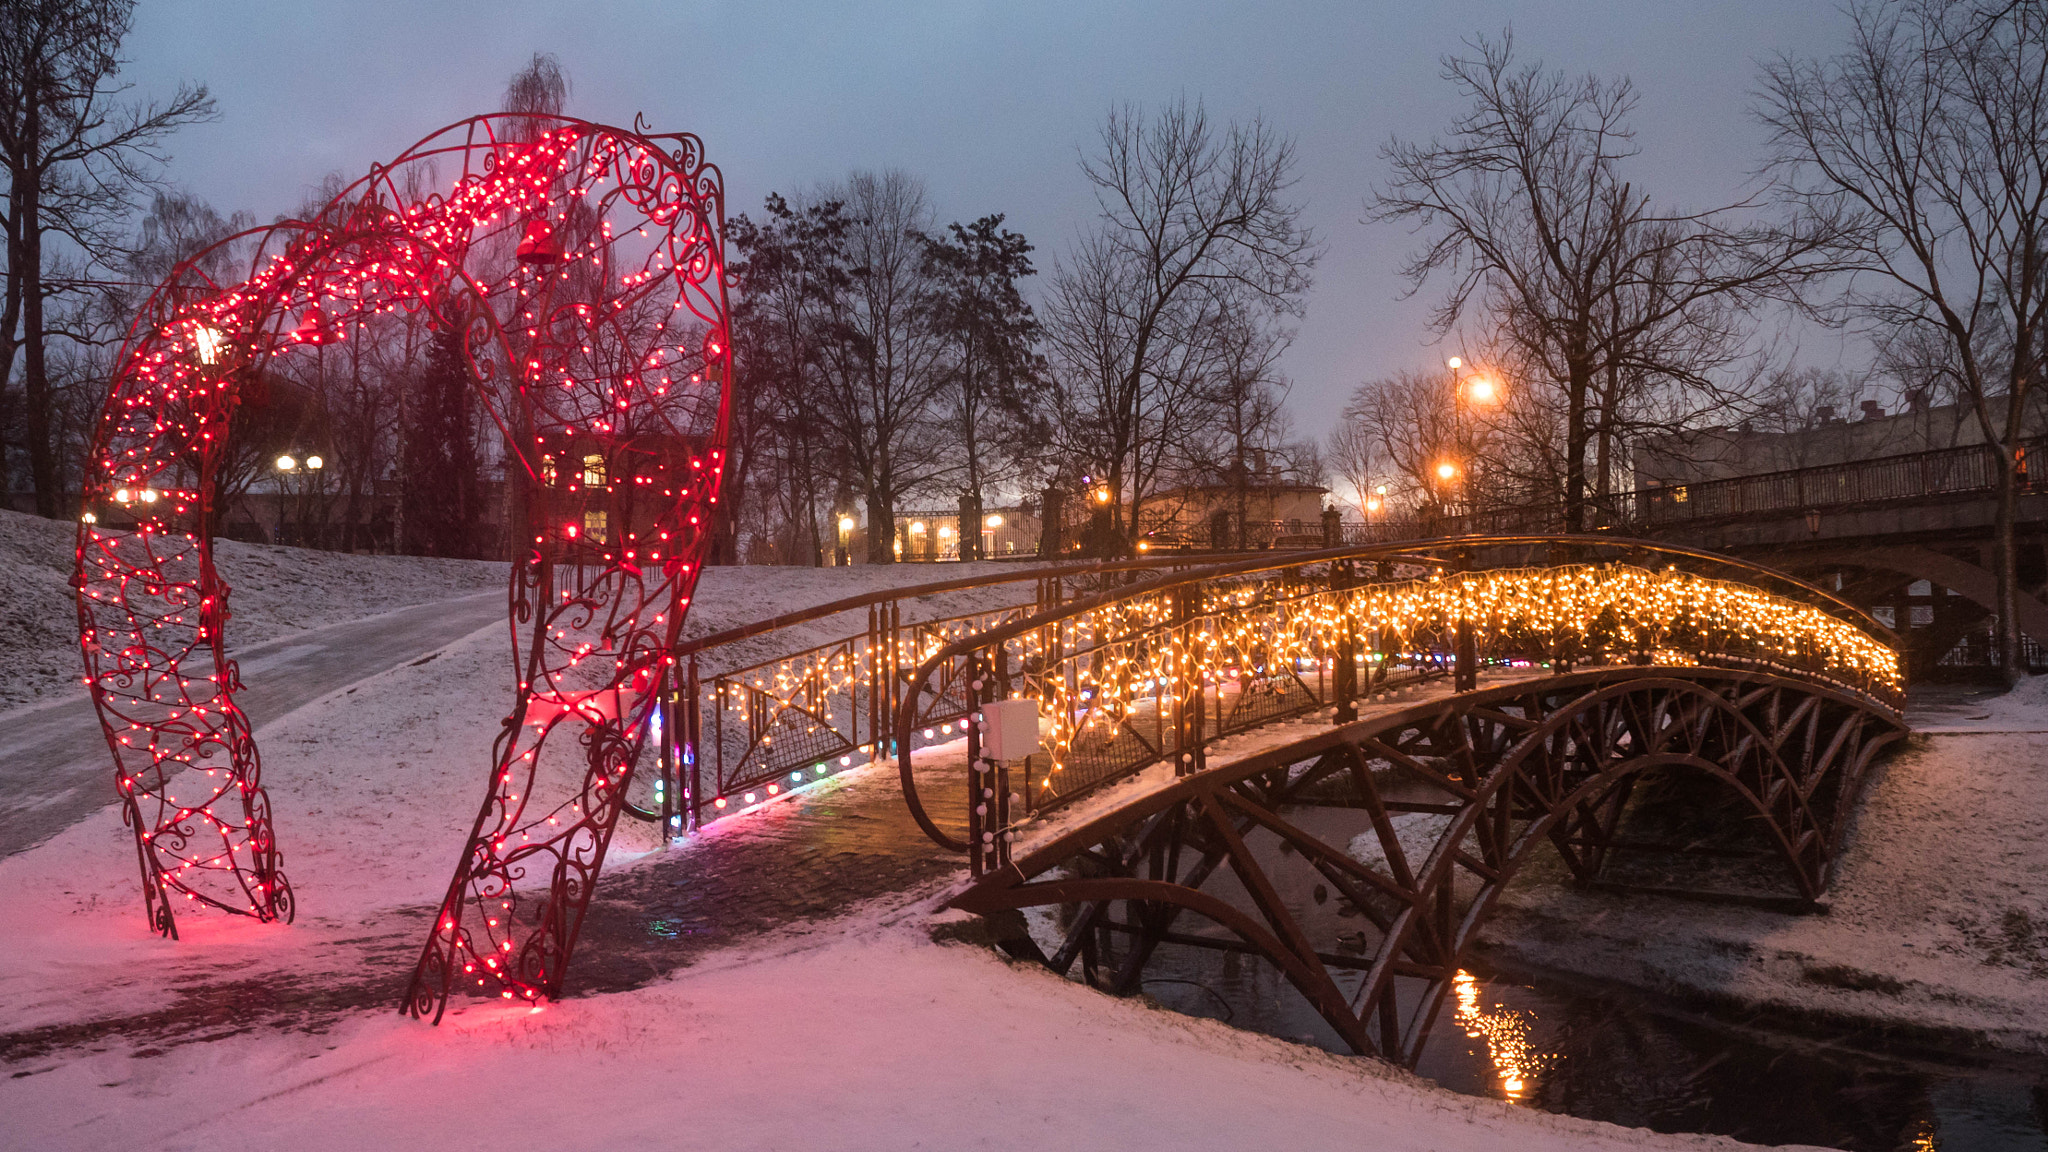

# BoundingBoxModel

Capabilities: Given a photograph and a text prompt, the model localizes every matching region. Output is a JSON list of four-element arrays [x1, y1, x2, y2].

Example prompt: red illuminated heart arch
[[73, 114, 733, 1021]]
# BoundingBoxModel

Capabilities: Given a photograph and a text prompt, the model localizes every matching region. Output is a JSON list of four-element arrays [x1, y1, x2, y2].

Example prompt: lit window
[[582, 454, 607, 487], [584, 509, 609, 543]]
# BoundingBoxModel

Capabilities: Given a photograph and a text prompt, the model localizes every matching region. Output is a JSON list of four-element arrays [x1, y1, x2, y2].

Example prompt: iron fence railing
[[610, 553, 1258, 834], [894, 535, 1906, 876]]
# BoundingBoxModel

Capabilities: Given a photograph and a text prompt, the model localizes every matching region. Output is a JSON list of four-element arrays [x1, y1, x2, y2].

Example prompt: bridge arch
[[73, 114, 733, 1020], [952, 668, 1906, 1065], [902, 537, 1906, 1063], [1777, 544, 2048, 646]]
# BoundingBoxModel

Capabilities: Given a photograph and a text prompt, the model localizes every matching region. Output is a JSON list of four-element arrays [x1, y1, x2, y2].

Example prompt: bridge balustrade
[[891, 537, 1903, 876], [611, 554, 1265, 834], [1335, 436, 2048, 546]]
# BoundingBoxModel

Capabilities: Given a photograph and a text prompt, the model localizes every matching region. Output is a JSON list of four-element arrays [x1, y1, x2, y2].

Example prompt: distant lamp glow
[[139, 488, 158, 504], [194, 326, 225, 365], [305, 454, 324, 471], [1466, 376, 1497, 403], [938, 524, 954, 538], [1446, 356, 1462, 370], [985, 514, 1002, 528], [837, 515, 856, 532], [1366, 497, 1382, 513], [1436, 462, 1458, 481], [114, 488, 131, 504], [81, 511, 98, 524], [1376, 484, 1388, 496], [1094, 487, 1111, 504], [1137, 540, 1151, 551], [276, 455, 297, 472]]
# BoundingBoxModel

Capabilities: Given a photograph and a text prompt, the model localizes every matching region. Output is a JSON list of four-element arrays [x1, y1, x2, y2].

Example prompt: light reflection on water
[[1450, 969, 1545, 1100], [1065, 803, 2048, 1150]]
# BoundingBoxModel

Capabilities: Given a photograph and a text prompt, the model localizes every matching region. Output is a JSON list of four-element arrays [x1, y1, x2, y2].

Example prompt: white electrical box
[[979, 698, 1042, 762]]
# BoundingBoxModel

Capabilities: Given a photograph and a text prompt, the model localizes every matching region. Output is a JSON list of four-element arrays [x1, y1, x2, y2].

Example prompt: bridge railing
[[613, 552, 1268, 834], [1327, 436, 2048, 547], [894, 535, 1905, 874]]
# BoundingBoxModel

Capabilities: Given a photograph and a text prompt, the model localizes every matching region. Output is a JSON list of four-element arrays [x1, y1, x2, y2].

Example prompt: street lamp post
[[274, 452, 325, 546], [1444, 357, 1500, 519]]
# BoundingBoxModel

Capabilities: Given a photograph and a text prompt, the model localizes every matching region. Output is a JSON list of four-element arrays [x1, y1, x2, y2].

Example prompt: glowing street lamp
[[274, 452, 325, 546], [1436, 461, 1459, 482]]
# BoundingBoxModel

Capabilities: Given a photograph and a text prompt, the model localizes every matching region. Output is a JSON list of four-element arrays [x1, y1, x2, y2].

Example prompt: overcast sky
[[119, 0, 1867, 435]]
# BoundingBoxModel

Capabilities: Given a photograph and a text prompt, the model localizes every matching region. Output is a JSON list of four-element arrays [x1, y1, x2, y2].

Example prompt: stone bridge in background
[[1334, 436, 2048, 677]]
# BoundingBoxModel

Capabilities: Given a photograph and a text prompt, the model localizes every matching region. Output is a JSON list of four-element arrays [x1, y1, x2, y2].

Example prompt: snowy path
[[0, 590, 502, 857]]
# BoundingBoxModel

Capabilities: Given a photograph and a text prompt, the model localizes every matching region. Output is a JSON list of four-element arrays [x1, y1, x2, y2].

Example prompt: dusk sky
[[120, 1, 1866, 436]]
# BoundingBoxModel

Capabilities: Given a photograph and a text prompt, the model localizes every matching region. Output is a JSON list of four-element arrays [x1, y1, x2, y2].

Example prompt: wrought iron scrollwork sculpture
[[74, 114, 733, 1021]]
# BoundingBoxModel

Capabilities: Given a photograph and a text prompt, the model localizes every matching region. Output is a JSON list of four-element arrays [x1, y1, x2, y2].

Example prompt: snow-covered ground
[[0, 508, 509, 710], [0, 532, 1840, 1150]]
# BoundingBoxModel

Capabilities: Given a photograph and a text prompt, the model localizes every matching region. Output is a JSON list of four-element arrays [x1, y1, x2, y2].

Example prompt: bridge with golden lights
[[628, 535, 1906, 1067]]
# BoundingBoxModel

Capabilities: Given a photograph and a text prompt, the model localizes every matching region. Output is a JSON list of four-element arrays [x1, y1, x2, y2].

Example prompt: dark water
[[1136, 942, 2048, 1150], [1061, 798, 2048, 1150]]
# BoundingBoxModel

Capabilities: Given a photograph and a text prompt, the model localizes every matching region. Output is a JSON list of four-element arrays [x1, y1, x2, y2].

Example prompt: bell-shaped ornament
[[517, 219, 565, 266]]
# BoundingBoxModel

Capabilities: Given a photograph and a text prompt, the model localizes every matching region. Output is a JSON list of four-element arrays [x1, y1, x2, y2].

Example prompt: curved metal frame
[[72, 114, 733, 1020], [952, 666, 1907, 1065]]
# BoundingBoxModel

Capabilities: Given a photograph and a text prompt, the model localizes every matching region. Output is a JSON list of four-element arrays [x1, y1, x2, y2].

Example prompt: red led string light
[[74, 115, 734, 1023]]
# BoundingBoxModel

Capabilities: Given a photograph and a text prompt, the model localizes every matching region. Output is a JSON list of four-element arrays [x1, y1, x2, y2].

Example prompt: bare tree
[[1324, 415, 1378, 521], [921, 215, 1045, 557], [810, 170, 953, 562], [1372, 34, 1827, 532], [1047, 98, 1318, 553], [0, 0, 215, 514], [1760, 0, 2048, 680]]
